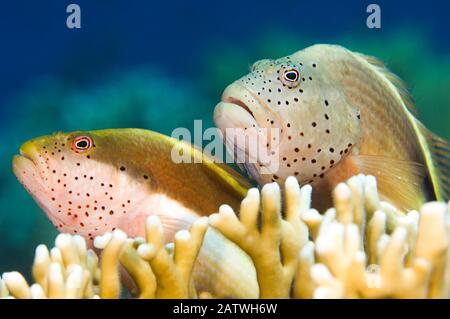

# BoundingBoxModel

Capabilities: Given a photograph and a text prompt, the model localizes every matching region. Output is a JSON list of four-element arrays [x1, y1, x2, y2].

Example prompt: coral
[[209, 180, 310, 298], [1, 175, 449, 299], [0, 217, 209, 299], [305, 176, 449, 299], [1, 233, 99, 299]]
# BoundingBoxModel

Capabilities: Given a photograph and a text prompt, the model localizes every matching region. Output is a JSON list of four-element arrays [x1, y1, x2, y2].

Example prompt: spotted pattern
[[218, 51, 362, 187], [15, 136, 152, 242]]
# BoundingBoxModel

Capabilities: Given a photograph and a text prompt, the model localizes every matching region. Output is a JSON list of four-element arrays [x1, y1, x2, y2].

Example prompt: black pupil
[[77, 140, 89, 149], [286, 71, 297, 81]]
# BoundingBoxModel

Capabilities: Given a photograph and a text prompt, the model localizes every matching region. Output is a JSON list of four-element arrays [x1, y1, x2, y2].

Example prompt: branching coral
[[1, 233, 99, 299], [209, 179, 310, 298], [205, 174, 449, 299], [1, 174, 449, 299], [0, 217, 209, 299], [307, 176, 449, 299]]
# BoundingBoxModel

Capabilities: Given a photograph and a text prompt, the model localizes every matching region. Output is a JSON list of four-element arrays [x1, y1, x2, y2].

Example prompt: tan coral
[[0, 216, 209, 299], [1, 233, 99, 299], [1, 174, 449, 299], [92, 216, 209, 299], [305, 175, 449, 299], [136, 216, 208, 298], [209, 177, 310, 298]]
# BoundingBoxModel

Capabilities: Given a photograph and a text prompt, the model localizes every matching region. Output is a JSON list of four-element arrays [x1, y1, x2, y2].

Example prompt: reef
[[1, 174, 449, 299]]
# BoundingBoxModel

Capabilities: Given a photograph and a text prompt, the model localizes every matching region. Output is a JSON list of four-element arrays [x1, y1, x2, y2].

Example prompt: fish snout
[[18, 140, 42, 166]]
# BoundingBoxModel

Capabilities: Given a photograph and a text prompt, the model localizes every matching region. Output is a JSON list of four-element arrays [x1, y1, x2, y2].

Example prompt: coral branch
[[137, 216, 208, 298], [210, 177, 309, 298]]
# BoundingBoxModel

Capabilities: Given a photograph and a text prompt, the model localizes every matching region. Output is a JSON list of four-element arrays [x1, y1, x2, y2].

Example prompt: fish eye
[[281, 68, 300, 87], [72, 136, 93, 152]]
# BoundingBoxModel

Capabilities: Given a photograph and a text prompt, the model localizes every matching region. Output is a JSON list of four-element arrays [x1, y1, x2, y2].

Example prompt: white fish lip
[[221, 96, 256, 120]]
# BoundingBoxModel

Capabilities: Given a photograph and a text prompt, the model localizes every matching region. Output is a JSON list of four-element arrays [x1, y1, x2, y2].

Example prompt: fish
[[12, 128, 259, 298], [214, 44, 450, 211]]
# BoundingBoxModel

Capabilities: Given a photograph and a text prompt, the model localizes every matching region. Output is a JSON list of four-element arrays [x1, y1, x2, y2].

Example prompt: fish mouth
[[18, 150, 35, 165], [214, 83, 263, 133], [214, 83, 283, 180], [17, 140, 40, 165], [221, 96, 256, 120], [12, 140, 46, 191], [13, 144, 67, 229]]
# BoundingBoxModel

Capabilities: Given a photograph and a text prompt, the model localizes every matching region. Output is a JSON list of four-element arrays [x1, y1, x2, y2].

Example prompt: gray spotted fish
[[214, 44, 450, 211]]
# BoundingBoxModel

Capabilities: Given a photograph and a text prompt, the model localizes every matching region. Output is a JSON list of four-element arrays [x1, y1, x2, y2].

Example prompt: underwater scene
[[0, 0, 449, 300]]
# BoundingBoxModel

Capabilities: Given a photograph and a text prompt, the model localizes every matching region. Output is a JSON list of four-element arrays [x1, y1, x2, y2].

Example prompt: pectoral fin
[[349, 155, 427, 211]]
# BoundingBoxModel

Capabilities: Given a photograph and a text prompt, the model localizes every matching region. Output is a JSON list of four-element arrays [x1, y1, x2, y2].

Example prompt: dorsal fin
[[354, 53, 419, 117]]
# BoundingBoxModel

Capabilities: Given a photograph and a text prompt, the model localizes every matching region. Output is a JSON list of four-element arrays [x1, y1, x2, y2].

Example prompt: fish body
[[214, 44, 449, 211], [13, 128, 258, 297]]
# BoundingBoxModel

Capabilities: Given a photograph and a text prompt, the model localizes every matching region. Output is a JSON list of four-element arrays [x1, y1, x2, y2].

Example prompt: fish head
[[12, 130, 155, 242], [214, 46, 362, 186]]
